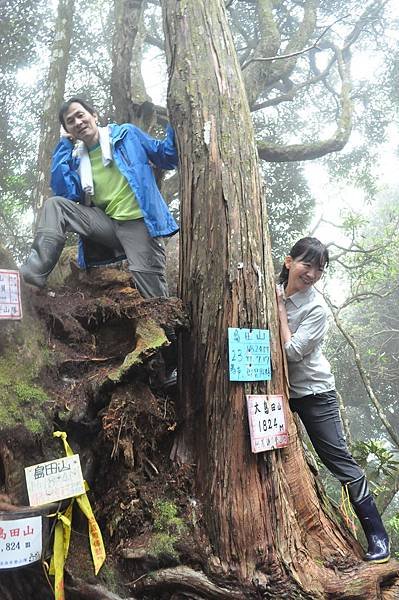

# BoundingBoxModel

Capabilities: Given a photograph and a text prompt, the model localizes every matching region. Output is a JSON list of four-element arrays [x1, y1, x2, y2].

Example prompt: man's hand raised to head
[[60, 125, 76, 143]]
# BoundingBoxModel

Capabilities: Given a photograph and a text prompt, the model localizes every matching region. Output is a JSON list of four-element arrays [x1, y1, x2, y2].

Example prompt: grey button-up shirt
[[284, 286, 335, 398]]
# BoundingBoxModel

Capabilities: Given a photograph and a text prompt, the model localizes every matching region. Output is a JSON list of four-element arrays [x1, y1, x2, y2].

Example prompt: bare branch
[[257, 47, 352, 162], [242, 14, 350, 70], [251, 52, 337, 111], [323, 293, 399, 448], [339, 287, 399, 311]]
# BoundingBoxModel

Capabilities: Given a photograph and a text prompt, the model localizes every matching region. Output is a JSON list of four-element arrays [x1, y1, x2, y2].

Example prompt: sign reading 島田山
[[0, 516, 42, 569], [228, 327, 271, 381], [246, 394, 288, 453], [0, 270, 22, 320], [25, 455, 85, 506]]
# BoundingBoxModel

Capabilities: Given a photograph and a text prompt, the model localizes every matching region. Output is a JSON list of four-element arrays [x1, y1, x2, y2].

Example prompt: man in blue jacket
[[21, 97, 179, 299]]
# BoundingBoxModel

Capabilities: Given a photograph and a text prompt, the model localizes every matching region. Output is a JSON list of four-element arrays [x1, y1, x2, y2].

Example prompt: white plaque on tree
[[0, 270, 22, 320], [0, 516, 42, 569], [246, 394, 288, 453]]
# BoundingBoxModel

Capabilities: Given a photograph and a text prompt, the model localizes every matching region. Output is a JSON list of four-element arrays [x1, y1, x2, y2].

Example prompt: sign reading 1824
[[246, 394, 288, 453]]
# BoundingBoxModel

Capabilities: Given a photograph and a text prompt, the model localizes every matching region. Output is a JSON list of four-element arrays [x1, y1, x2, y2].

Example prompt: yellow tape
[[75, 493, 106, 574], [53, 430, 74, 458], [48, 432, 106, 599]]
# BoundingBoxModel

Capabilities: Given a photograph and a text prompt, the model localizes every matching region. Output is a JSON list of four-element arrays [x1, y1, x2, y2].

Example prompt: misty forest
[[0, 0, 399, 598]]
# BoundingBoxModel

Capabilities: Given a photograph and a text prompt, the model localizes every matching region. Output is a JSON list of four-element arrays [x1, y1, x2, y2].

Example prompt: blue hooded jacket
[[50, 123, 179, 268]]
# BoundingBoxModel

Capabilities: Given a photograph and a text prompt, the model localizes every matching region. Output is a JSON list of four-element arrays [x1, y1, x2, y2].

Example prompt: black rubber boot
[[347, 476, 390, 563], [20, 232, 65, 288]]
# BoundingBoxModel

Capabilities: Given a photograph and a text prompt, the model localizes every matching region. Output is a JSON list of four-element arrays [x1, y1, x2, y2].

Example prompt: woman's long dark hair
[[58, 97, 97, 130], [278, 237, 329, 286]]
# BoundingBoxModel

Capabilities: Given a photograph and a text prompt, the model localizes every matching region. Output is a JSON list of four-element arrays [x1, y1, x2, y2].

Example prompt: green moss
[[57, 408, 71, 423], [0, 315, 51, 435], [153, 500, 185, 534], [24, 417, 45, 435], [14, 382, 48, 403], [149, 532, 180, 560], [148, 500, 187, 561]]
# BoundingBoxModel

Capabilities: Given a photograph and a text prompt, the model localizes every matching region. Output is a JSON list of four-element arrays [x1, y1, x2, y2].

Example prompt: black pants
[[290, 390, 364, 484]]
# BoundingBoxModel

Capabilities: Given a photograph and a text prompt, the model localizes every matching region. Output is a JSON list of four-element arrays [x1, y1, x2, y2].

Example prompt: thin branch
[[369, 329, 399, 337], [242, 14, 350, 70], [339, 287, 399, 311], [324, 293, 399, 449]]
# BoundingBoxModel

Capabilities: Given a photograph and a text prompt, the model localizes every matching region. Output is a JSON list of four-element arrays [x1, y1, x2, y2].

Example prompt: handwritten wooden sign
[[228, 327, 271, 381], [25, 455, 85, 506], [246, 394, 288, 453], [0, 270, 22, 320]]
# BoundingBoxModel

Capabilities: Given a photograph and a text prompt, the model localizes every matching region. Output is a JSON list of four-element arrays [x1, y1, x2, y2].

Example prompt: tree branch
[[338, 287, 398, 312], [257, 47, 352, 161], [242, 14, 350, 69], [323, 294, 399, 449]]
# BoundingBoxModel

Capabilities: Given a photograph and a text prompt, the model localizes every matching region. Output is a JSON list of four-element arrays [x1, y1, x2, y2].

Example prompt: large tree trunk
[[161, 1, 398, 597]]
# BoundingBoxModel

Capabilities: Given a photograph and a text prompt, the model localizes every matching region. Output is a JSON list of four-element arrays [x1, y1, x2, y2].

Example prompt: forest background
[[0, 0, 399, 592]]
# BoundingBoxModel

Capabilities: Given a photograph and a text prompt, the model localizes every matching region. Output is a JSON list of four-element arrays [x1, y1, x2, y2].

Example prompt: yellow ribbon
[[47, 431, 106, 599]]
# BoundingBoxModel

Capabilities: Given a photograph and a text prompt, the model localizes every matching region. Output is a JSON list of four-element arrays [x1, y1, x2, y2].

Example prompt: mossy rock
[[0, 312, 53, 437]]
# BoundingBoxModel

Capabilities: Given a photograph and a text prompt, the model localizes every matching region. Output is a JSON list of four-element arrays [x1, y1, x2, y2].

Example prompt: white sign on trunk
[[246, 394, 288, 453], [0, 516, 42, 569], [25, 455, 85, 506], [0, 270, 22, 320]]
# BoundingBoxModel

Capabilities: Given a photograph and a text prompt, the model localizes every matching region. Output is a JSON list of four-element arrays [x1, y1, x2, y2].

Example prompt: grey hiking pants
[[289, 390, 364, 484], [39, 196, 168, 298]]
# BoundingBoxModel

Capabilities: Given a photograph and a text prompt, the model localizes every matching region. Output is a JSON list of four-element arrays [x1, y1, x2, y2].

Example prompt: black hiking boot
[[20, 232, 65, 288]]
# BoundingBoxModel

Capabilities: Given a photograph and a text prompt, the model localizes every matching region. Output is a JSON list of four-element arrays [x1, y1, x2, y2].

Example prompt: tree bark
[[32, 0, 75, 223], [111, 0, 145, 124], [161, 0, 398, 597]]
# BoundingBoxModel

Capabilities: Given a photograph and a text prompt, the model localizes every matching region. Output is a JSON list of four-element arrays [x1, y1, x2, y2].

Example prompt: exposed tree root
[[129, 565, 247, 599], [381, 579, 399, 600], [67, 574, 138, 600], [324, 560, 399, 599]]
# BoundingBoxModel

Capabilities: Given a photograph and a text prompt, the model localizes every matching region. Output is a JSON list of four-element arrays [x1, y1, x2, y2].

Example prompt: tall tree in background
[[0, 0, 50, 260], [161, 0, 398, 597], [32, 0, 76, 223], [111, 0, 145, 123]]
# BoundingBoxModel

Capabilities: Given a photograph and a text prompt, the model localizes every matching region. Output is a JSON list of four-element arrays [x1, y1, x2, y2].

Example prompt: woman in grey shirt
[[276, 236, 389, 564]]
